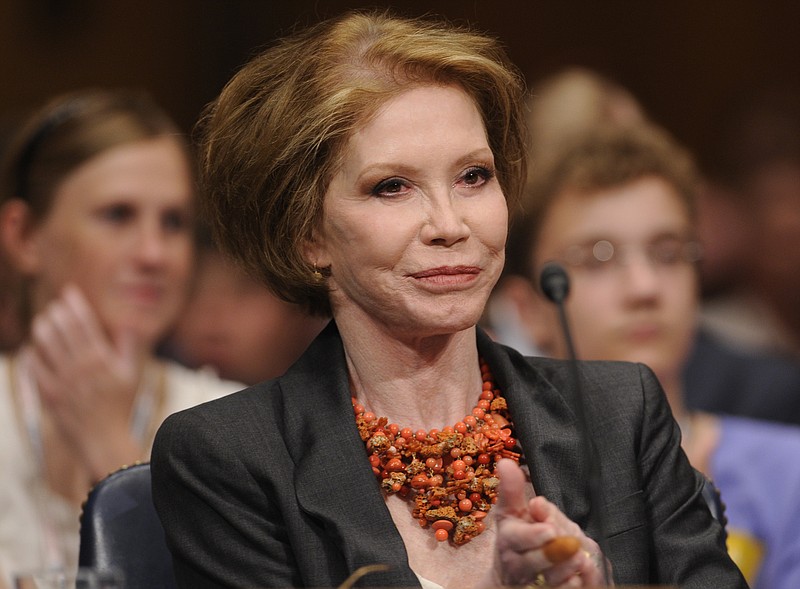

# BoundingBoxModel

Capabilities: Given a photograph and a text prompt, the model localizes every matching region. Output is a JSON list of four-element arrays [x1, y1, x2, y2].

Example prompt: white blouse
[[0, 354, 242, 587]]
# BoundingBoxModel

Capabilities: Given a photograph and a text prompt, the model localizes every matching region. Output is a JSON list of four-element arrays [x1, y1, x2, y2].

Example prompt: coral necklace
[[353, 360, 520, 545]]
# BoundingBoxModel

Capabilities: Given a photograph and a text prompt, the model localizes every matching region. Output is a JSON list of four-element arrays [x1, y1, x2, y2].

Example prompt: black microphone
[[539, 262, 570, 305], [539, 262, 612, 585], [539, 263, 577, 360]]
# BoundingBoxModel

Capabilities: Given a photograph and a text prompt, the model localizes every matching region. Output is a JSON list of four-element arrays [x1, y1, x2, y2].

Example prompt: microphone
[[539, 262, 570, 304], [539, 263, 576, 360], [538, 262, 612, 585]]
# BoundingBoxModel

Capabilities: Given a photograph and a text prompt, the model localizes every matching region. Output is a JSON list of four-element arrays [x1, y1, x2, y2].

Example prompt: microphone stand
[[539, 263, 612, 585]]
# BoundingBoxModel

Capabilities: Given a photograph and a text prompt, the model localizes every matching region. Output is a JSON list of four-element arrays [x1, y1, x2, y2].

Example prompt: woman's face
[[25, 136, 194, 347], [309, 84, 508, 339]]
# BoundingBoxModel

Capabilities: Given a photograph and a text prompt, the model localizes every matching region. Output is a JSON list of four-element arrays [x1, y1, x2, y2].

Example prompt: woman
[[151, 11, 746, 589], [0, 89, 242, 584]]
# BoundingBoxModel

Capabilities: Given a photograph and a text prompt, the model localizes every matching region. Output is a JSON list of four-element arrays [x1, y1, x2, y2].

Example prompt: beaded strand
[[353, 360, 520, 545]]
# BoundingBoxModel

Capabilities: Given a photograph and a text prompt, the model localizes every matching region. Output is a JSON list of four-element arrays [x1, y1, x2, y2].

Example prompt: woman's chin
[[107, 320, 166, 351], [399, 310, 483, 339]]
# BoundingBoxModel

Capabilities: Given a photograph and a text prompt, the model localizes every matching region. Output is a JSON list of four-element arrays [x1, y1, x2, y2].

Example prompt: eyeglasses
[[559, 236, 702, 274]]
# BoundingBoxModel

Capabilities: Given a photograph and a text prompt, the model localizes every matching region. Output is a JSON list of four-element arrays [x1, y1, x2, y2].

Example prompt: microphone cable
[[539, 262, 612, 585]]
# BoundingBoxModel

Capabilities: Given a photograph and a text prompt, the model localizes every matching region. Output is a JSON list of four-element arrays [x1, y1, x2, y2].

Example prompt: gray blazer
[[152, 322, 746, 588]]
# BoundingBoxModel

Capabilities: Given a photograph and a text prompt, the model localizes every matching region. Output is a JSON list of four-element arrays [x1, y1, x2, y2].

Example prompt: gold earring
[[313, 264, 323, 281]]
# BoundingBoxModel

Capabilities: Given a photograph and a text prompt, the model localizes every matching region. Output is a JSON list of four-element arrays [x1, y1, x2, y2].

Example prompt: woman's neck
[[337, 319, 484, 431]]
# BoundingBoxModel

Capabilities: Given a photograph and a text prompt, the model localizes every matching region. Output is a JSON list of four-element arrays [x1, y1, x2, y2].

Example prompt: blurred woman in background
[[0, 89, 242, 584]]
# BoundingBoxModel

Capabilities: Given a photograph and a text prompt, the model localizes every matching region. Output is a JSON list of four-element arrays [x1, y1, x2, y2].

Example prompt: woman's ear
[[494, 274, 561, 356], [301, 227, 331, 270], [0, 199, 40, 275]]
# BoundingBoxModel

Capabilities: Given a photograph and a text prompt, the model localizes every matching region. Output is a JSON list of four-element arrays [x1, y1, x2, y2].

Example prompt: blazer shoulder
[[479, 332, 661, 408], [519, 353, 658, 395]]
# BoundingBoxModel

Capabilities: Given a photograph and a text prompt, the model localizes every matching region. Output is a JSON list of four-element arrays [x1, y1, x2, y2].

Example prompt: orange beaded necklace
[[353, 360, 520, 545]]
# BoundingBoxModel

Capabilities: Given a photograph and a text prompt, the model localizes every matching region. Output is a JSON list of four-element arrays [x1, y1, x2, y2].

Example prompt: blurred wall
[[2, 0, 799, 168]]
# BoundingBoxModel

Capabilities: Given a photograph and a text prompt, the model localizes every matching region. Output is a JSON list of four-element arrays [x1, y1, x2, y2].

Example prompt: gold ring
[[584, 549, 603, 569], [520, 572, 548, 588]]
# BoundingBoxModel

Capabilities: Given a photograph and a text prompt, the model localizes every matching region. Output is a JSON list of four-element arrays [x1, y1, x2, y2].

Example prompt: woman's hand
[[28, 284, 144, 481], [482, 459, 611, 588]]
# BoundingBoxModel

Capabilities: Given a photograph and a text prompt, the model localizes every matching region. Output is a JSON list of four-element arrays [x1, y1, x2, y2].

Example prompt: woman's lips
[[410, 265, 480, 278], [410, 266, 480, 287], [122, 284, 164, 306]]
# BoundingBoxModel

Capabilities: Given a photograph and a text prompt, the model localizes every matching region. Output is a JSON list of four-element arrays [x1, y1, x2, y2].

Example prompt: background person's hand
[[29, 284, 144, 482]]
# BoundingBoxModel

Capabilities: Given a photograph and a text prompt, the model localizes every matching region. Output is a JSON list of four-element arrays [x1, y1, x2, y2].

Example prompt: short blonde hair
[[198, 9, 528, 316]]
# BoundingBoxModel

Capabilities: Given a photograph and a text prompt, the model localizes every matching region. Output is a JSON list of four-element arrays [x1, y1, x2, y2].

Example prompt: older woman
[[151, 10, 746, 589], [0, 89, 242, 585]]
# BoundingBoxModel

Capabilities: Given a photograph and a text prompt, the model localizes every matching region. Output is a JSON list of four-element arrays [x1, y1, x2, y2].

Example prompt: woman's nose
[[135, 222, 168, 263], [420, 192, 470, 246]]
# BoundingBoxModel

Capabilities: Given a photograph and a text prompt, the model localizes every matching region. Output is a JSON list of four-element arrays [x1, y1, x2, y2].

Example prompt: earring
[[313, 264, 323, 281]]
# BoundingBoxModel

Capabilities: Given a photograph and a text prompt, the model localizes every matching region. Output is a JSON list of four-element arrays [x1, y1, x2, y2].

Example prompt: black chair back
[[79, 462, 177, 589], [701, 475, 728, 541]]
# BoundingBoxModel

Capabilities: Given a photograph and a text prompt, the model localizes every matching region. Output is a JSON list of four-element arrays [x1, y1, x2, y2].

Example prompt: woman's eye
[[372, 178, 409, 198], [162, 210, 191, 233], [100, 204, 134, 223], [460, 166, 494, 187]]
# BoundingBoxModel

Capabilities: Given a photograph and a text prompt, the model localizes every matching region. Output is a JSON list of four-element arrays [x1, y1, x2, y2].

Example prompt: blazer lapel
[[280, 322, 420, 587], [477, 330, 593, 530]]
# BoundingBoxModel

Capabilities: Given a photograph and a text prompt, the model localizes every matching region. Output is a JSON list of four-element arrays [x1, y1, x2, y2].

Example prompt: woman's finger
[[30, 308, 71, 374], [62, 284, 108, 354], [495, 458, 533, 519]]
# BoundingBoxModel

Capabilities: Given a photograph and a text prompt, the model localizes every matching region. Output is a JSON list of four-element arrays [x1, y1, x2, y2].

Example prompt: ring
[[584, 549, 603, 569], [527, 552, 597, 587], [531, 573, 547, 587]]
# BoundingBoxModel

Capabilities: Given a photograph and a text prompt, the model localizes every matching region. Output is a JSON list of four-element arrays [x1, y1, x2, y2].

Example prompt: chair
[[79, 462, 177, 589], [701, 475, 728, 541]]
